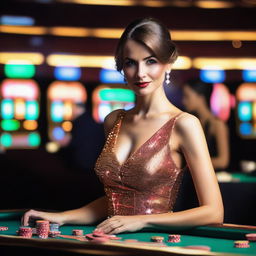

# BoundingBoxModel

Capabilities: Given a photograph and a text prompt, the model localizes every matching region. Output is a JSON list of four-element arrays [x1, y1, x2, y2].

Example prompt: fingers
[[96, 217, 123, 234], [22, 209, 44, 226]]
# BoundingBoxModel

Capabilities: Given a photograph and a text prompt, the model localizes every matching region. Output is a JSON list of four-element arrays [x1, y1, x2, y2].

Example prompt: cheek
[[149, 66, 165, 79]]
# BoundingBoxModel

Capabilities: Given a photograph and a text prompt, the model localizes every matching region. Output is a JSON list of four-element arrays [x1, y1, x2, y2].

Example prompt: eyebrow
[[124, 55, 155, 61]]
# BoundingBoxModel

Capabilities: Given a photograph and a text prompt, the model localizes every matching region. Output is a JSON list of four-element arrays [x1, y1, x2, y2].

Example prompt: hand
[[95, 215, 146, 235], [22, 209, 65, 226]]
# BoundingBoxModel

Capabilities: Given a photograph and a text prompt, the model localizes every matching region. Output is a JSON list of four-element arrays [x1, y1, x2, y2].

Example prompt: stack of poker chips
[[17, 227, 33, 238], [234, 240, 250, 248], [150, 236, 165, 243], [49, 223, 61, 237], [36, 220, 50, 239], [72, 229, 84, 236], [167, 234, 181, 243], [0, 226, 8, 231]]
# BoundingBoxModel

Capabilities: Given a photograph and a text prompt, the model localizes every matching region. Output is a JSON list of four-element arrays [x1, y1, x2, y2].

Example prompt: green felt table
[[0, 210, 256, 256]]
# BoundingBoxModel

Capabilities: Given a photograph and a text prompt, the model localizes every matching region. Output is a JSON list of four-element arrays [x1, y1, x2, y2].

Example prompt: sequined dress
[[95, 110, 185, 217]]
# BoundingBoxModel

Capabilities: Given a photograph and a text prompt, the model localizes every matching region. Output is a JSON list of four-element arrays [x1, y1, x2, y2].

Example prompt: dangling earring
[[165, 70, 171, 85]]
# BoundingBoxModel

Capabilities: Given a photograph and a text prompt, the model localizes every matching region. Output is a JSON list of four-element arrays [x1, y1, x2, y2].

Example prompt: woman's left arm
[[96, 114, 224, 234]]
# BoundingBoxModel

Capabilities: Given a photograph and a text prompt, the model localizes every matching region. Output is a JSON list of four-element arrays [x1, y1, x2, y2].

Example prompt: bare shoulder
[[103, 109, 124, 135], [175, 112, 202, 135]]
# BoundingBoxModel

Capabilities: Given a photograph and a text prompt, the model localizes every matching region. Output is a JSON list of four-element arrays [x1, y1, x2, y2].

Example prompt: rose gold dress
[[95, 110, 185, 217]]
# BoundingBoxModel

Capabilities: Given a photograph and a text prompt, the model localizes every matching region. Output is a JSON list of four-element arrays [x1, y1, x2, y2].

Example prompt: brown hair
[[115, 17, 178, 72]]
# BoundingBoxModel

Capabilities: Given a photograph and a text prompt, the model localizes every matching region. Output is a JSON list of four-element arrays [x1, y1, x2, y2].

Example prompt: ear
[[165, 63, 172, 72]]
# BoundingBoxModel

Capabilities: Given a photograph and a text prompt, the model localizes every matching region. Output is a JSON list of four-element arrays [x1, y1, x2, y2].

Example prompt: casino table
[[0, 210, 256, 256]]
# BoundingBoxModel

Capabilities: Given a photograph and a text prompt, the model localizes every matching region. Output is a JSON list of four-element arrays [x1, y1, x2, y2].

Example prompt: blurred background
[[0, 0, 256, 225]]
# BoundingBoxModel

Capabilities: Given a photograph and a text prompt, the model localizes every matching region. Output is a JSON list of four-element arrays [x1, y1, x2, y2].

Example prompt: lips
[[134, 82, 150, 88]]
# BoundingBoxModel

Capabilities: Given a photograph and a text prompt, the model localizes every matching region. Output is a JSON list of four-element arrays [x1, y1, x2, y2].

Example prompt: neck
[[131, 86, 175, 118], [196, 105, 212, 124]]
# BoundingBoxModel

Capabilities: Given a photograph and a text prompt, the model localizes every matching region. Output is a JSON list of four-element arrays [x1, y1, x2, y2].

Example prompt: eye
[[124, 59, 136, 67], [146, 58, 157, 65]]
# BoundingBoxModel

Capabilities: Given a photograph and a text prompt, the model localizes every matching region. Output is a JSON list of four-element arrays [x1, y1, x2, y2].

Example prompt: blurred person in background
[[182, 79, 230, 172]]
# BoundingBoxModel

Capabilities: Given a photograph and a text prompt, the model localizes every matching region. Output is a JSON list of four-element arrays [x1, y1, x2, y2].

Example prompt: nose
[[136, 63, 146, 79]]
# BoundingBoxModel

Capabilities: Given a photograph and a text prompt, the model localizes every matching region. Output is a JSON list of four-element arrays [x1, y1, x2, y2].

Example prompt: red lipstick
[[134, 82, 150, 88]]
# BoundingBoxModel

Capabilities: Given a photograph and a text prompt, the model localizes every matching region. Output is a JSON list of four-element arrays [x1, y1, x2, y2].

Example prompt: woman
[[22, 17, 223, 234], [182, 80, 230, 171]]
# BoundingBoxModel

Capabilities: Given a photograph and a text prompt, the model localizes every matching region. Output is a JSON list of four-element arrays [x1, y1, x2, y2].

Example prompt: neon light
[[239, 123, 252, 136], [253, 102, 256, 121], [51, 101, 64, 122], [0, 15, 35, 26], [54, 66, 81, 81], [25, 101, 39, 120], [63, 101, 73, 120], [210, 83, 231, 121], [98, 103, 112, 122], [1, 79, 39, 100], [238, 102, 252, 122], [28, 132, 40, 147], [124, 102, 135, 110], [100, 69, 125, 83], [242, 70, 256, 82], [15, 99, 26, 119], [62, 121, 72, 132], [1, 99, 14, 119], [48, 81, 87, 101], [99, 88, 135, 102], [0, 133, 12, 147], [4, 64, 36, 78], [23, 120, 38, 130], [200, 69, 225, 83], [1, 120, 20, 131], [52, 127, 65, 140]]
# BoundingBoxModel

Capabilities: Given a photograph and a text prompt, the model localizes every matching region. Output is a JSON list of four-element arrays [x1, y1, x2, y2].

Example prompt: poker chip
[[50, 223, 60, 232], [72, 229, 84, 236], [185, 245, 211, 251], [36, 220, 50, 239], [92, 230, 105, 237], [234, 240, 250, 248], [151, 236, 164, 243], [246, 233, 256, 241], [168, 234, 181, 243], [49, 231, 61, 237], [0, 226, 8, 231], [17, 227, 33, 238]]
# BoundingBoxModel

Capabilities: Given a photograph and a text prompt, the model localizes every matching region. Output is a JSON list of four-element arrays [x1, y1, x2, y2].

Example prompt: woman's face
[[122, 39, 170, 96], [182, 85, 202, 112]]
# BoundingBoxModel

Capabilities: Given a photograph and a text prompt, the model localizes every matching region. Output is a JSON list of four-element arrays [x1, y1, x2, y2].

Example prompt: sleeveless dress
[[94, 110, 185, 217]]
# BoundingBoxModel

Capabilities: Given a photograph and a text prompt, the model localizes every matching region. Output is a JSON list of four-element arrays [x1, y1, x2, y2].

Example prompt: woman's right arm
[[22, 196, 108, 226], [22, 109, 123, 227]]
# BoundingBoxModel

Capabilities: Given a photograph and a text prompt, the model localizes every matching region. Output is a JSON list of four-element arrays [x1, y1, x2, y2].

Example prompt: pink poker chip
[[0, 226, 8, 231]]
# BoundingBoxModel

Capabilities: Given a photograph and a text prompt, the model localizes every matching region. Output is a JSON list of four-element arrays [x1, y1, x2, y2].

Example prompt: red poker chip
[[92, 230, 106, 237], [168, 239, 181, 243], [168, 234, 180, 238], [234, 244, 250, 248], [0, 226, 8, 231]]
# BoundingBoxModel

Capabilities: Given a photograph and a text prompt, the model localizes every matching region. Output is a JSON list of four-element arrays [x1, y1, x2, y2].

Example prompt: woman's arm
[[22, 196, 108, 226], [95, 114, 224, 234], [211, 119, 230, 169]]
